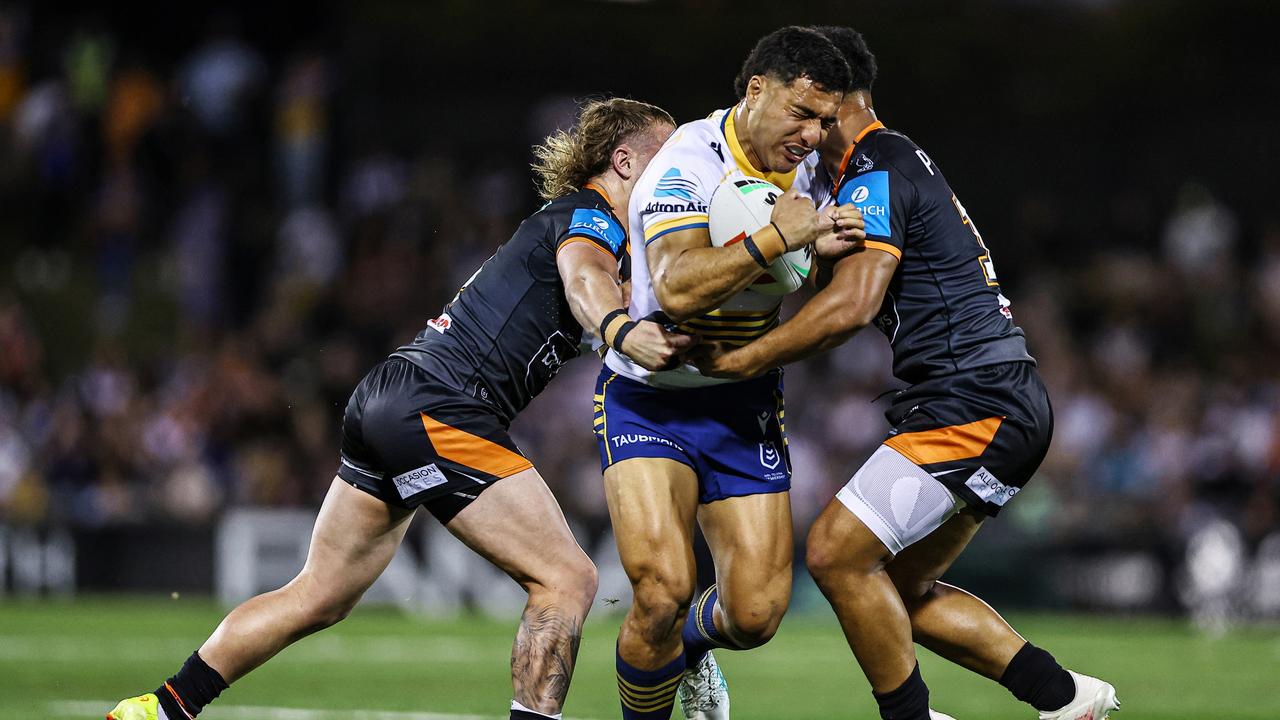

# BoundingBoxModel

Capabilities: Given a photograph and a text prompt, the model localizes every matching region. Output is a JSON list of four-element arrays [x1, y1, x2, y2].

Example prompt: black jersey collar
[[584, 181, 613, 210], [836, 120, 886, 184], [584, 182, 627, 239]]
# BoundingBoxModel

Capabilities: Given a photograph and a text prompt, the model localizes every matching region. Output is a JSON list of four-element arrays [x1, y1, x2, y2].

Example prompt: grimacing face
[[744, 75, 843, 172]]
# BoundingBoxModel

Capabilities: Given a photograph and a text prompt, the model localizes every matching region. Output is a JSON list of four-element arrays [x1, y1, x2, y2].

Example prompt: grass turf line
[[1, 596, 1277, 719]]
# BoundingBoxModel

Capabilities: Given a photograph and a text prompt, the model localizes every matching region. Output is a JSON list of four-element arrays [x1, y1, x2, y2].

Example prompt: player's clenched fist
[[815, 203, 867, 260], [768, 186, 823, 251], [619, 321, 698, 372]]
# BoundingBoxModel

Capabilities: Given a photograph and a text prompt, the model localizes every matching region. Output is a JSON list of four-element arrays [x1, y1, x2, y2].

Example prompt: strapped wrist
[[769, 221, 788, 250], [611, 320, 639, 353], [742, 235, 771, 268], [600, 308, 635, 352], [743, 224, 786, 269], [600, 308, 627, 340]]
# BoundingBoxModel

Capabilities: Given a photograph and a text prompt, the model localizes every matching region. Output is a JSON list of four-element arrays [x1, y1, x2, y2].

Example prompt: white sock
[[511, 699, 562, 719]]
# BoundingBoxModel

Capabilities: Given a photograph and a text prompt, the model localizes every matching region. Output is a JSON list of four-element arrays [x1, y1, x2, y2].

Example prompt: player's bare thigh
[[605, 457, 700, 660], [885, 507, 984, 600], [443, 465, 596, 594], [805, 492, 979, 587], [604, 457, 700, 584], [808, 450, 988, 603], [297, 477, 416, 600], [199, 478, 414, 680], [697, 490, 794, 645]]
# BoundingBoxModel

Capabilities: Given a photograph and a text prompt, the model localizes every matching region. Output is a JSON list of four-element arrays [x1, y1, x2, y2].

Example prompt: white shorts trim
[[835, 445, 964, 555]]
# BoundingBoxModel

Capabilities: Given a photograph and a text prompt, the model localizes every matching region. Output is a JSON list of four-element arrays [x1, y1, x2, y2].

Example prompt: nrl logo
[[759, 442, 781, 470]]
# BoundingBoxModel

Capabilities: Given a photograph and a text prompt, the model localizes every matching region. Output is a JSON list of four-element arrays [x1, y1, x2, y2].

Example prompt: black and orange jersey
[[393, 184, 627, 423], [834, 123, 1033, 384]]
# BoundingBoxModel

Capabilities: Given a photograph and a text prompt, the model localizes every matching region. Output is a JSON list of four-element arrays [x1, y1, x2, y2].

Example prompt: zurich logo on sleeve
[[654, 168, 699, 202], [838, 170, 890, 237], [569, 208, 626, 254]]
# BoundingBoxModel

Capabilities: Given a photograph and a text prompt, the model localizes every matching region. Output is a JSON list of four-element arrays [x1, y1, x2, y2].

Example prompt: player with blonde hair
[[107, 97, 690, 720]]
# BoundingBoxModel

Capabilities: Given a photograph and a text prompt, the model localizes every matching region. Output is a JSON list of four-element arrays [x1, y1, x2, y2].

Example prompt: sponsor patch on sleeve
[[567, 208, 626, 255], [837, 170, 890, 237]]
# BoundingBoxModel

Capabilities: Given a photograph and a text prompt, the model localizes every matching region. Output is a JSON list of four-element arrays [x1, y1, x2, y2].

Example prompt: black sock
[[998, 642, 1076, 712], [873, 663, 930, 720], [510, 710, 557, 719], [155, 651, 228, 719]]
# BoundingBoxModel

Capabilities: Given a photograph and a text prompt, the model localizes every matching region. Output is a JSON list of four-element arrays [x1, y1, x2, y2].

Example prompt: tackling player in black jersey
[[694, 27, 1120, 720], [107, 98, 693, 720]]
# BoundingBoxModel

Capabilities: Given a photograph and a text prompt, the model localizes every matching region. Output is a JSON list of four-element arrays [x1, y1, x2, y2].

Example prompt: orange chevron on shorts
[[420, 413, 532, 478], [884, 416, 1004, 465]]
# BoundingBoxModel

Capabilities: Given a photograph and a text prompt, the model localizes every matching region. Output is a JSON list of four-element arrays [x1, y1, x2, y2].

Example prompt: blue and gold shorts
[[593, 367, 790, 503]]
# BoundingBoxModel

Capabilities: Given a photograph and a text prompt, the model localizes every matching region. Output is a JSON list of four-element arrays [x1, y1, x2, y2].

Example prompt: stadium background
[[1, 1, 1278, 718]]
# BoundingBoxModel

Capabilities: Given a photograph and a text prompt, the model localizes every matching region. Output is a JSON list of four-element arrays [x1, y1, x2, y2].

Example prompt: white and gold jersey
[[606, 106, 824, 388]]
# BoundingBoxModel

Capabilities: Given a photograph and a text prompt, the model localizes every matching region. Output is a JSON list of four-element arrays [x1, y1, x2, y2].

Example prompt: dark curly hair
[[810, 25, 877, 93], [733, 26, 852, 98]]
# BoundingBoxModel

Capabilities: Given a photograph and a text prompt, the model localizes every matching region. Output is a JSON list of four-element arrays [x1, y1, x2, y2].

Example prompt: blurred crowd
[[1, 9, 1278, 602]]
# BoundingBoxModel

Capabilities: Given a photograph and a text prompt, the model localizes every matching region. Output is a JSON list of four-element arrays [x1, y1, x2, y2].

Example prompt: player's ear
[[612, 143, 634, 181], [745, 75, 766, 110]]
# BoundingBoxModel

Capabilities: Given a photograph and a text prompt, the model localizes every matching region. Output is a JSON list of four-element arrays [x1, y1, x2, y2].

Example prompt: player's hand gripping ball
[[709, 177, 812, 295]]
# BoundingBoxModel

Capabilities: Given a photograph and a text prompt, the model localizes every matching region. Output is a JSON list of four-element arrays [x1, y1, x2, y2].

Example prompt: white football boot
[[930, 710, 958, 720], [1038, 670, 1120, 720], [676, 651, 730, 719]]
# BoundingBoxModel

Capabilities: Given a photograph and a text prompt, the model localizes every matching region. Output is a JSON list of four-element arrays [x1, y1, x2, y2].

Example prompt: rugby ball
[[709, 177, 812, 295]]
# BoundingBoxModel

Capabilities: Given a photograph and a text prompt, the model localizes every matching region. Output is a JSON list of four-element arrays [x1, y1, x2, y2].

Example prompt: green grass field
[[1, 596, 1276, 719]]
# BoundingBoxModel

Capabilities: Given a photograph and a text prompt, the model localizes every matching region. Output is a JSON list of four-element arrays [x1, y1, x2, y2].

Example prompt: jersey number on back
[[951, 195, 999, 287]]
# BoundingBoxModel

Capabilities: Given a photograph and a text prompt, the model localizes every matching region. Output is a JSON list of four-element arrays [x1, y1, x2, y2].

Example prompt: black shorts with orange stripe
[[881, 361, 1052, 517], [337, 357, 533, 524]]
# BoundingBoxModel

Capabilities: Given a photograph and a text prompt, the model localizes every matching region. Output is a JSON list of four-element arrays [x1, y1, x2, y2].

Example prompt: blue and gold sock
[[616, 646, 684, 719], [681, 584, 734, 669]]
